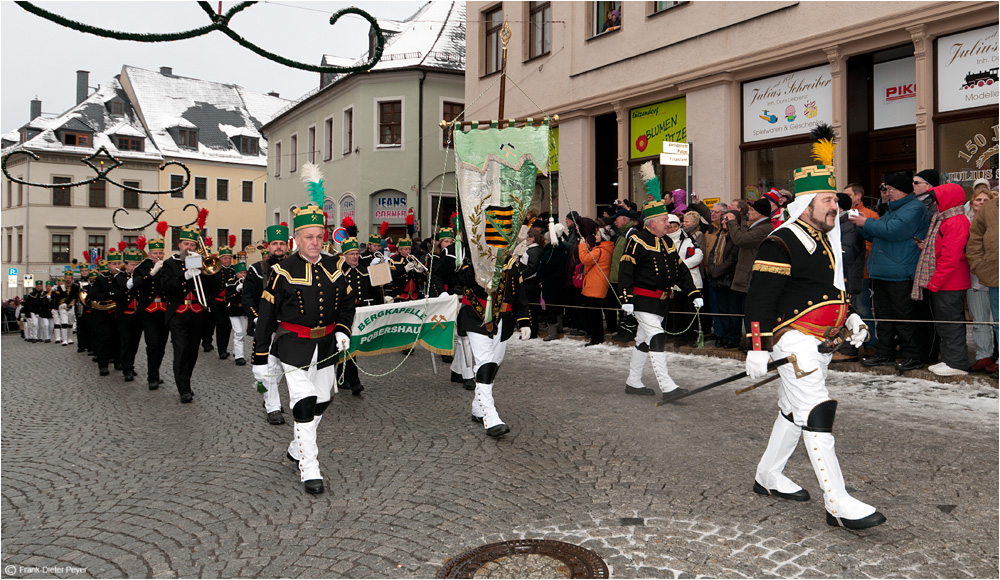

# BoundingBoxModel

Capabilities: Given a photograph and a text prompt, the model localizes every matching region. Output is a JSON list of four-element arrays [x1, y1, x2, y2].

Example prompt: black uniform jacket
[[251, 252, 357, 368], [387, 254, 428, 300], [159, 254, 221, 323], [618, 228, 701, 317], [429, 247, 462, 297], [131, 258, 166, 312], [225, 276, 245, 317], [112, 271, 140, 315], [87, 273, 118, 313], [744, 219, 852, 351], [457, 255, 530, 340], [243, 256, 281, 323]]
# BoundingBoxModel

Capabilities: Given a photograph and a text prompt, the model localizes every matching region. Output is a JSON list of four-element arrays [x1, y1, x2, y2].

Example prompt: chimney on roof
[[30, 98, 41, 121], [76, 70, 89, 104], [268, 91, 280, 98], [160, 67, 173, 76]]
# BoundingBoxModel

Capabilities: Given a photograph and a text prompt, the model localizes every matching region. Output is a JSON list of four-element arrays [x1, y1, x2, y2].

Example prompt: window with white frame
[[274, 141, 282, 177], [485, 7, 503, 75], [594, 1, 621, 36], [343, 108, 354, 154], [377, 99, 402, 147], [216, 178, 229, 201], [528, 1, 551, 59], [242, 180, 253, 203], [290, 134, 298, 172], [307, 125, 316, 164]]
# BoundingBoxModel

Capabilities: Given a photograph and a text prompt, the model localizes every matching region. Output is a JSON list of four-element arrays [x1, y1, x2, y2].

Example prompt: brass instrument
[[403, 253, 426, 273], [198, 236, 221, 276]]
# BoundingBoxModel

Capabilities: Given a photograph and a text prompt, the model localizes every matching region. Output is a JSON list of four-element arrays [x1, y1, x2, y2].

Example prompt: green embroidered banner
[[348, 295, 458, 356], [453, 119, 550, 293]]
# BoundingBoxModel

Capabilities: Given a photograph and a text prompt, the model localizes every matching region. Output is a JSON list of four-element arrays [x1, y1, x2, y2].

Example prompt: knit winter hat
[[751, 198, 772, 216], [915, 169, 940, 187], [885, 172, 914, 194]]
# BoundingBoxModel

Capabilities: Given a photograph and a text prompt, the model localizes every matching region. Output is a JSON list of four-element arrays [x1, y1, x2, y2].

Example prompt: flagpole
[[498, 19, 510, 120]]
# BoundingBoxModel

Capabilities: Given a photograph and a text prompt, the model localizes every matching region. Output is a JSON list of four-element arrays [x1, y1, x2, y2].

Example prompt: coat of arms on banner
[[453, 118, 551, 293]]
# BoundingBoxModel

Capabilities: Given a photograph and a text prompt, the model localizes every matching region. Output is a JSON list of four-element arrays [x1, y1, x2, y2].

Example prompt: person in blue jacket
[[849, 172, 929, 372]]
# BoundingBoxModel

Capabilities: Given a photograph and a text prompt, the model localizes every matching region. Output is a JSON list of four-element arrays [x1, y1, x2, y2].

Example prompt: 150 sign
[[957, 123, 999, 168]]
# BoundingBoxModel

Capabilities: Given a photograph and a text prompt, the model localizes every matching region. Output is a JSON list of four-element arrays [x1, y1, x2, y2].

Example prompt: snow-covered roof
[[121, 65, 291, 166], [268, 1, 465, 127], [1, 80, 162, 162]]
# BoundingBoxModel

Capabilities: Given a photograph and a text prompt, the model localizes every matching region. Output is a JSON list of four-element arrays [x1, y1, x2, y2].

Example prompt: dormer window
[[238, 136, 259, 155], [117, 135, 144, 152], [178, 128, 198, 149], [111, 101, 124, 116], [63, 132, 90, 147]]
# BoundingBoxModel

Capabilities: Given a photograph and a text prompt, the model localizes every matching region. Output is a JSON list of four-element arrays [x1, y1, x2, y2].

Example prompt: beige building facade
[[464, 1, 998, 216]]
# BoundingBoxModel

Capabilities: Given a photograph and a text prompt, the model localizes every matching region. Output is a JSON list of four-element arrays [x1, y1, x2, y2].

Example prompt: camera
[[848, 209, 860, 218], [879, 183, 887, 192]]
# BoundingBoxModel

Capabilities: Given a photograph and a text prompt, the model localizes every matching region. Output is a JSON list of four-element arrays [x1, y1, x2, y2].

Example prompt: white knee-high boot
[[288, 415, 323, 481], [754, 413, 809, 500], [627, 347, 648, 388], [805, 431, 885, 528], [649, 351, 680, 392], [474, 382, 502, 428]]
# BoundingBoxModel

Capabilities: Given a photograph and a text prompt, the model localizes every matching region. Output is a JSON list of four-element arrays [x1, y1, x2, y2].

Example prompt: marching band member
[[210, 239, 237, 360], [226, 261, 249, 366], [252, 204, 357, 495], [430, 227, 473, 390], [388, 237, 427, 302], [58, 271, 77, 346], [114, 249, 145, 383], [87, 259, 120, 376], [457, 252, 530, 437], [132, 230, 169, 390], [618, 162, 702, 400], [74, 263, 93, 353], [159, 226, 220, 403], [745, 157, 885, 530], [25, 280, 44, 343], [50, 276, 69, 344], [338, 237, 375, 395], [243, 223, 290, 424], [41, 280, 55, 343]]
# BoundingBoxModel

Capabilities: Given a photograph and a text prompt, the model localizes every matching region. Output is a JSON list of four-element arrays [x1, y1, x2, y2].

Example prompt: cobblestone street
[[2, 333, 997, 578]]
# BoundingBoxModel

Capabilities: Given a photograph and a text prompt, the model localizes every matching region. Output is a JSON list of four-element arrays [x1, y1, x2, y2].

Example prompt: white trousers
[[261, 333, 284, 414], [468, 320, 508, 429], [27, 314, 38, 340], [451, 334, 475, 379], [282, 346, 337, 481], [38, 315, 51, 341], [58, 306, 75, 344], [771, 330, 831, 425], [229, 315, 247, 360]]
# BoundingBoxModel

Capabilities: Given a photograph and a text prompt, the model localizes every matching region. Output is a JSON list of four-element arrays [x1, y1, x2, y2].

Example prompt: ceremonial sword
[[655, 355, 806, 406]]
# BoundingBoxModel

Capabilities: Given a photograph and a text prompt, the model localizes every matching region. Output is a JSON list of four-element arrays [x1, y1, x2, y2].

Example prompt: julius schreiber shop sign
[[742, 64, 833, 143]]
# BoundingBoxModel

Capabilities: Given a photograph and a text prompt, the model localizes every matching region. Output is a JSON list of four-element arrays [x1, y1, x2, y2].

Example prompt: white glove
[[236, 282, 243, 292], [692, 297, 704, 309], [126, 278, 134, 290], [252, 364, 268, 383], [59, 303, 69, 312], [404, 261, 416, 272], [746, 350, 771, 380], [622, 304, 634, 314], [150, 260, 164, 275], [845, 313, 868, 348], [335, 332, 350, 352], [384, 296, 394, 304], [184, 268, 201, 280], [520, 326, 531, 340], [370, 257, 382, 265], [439, 292, 450, 298]]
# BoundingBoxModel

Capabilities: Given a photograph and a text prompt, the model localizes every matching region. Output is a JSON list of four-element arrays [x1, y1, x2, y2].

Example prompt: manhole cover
[[437, 539, 609, 579]]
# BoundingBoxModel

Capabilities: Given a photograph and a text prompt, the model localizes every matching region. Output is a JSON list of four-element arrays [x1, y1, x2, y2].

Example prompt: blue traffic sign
[[8, 268, 17, 276]]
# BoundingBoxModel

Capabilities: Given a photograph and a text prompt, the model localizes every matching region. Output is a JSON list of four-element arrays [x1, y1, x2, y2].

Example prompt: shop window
[[741, 141, 813, 199], [628, 162, 686, 206], [936, 117, 999, 191], [593, 1, 621, 36]]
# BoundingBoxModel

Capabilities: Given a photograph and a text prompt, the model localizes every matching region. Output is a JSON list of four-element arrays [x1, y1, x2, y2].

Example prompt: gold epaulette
[[752, 260, 791, 275]]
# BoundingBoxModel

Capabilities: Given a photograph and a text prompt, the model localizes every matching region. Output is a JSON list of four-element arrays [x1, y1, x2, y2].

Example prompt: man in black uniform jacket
[[243, 223, 290, 424], [457, 252, 530, 437], [252, 204, 357, 494], [430, 228, 469, 384], [114, 249, 145, 382], [87, 259, 120, 376], [132, 234, 169, 389], [208, 244, 235, 360], [159, 226, 221, 403]]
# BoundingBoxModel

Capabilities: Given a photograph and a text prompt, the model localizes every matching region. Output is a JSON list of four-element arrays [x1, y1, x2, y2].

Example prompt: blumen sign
[[629, 98, 687, 160], [742, 64, 832, 143]]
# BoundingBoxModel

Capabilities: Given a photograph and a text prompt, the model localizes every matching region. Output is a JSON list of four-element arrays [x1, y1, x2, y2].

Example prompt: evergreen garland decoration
[[15, 2, 385, 74]]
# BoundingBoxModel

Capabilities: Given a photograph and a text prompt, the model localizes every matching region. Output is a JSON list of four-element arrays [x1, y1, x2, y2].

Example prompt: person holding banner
[[431, 227, 474, 390], [252, 205, 357, 495], [619, 162, 703, 400], [457, 254, 531, 438], [338, 237, 375, 395]]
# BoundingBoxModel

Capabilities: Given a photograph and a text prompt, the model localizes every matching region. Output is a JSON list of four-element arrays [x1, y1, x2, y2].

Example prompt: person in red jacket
[[911, 182, 971, 376]]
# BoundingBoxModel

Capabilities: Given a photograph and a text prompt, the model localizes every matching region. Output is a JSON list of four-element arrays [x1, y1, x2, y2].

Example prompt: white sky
[[0, 0, 424, 132]]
